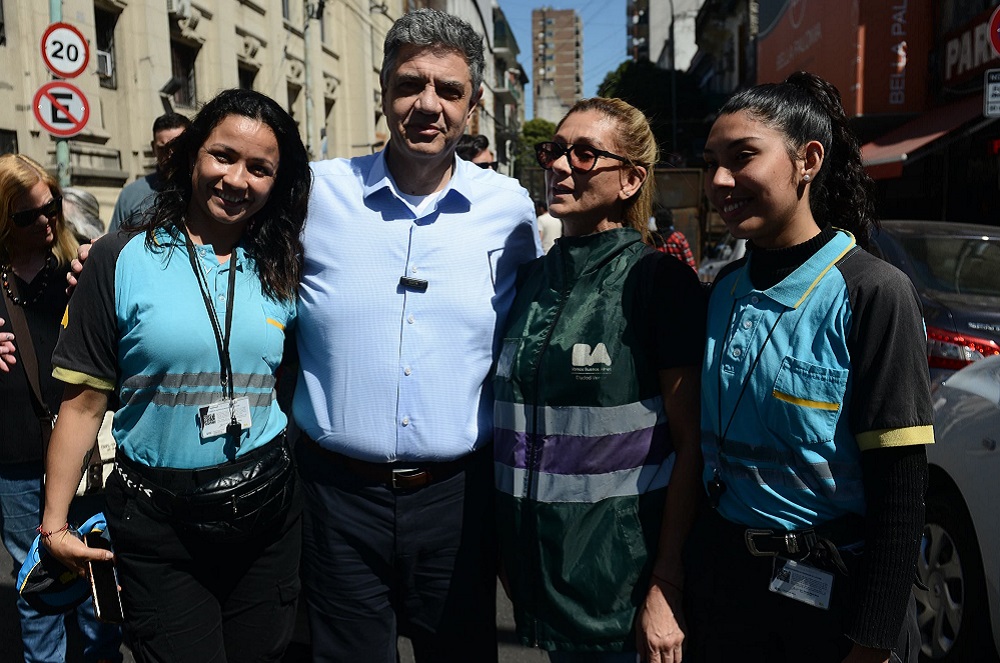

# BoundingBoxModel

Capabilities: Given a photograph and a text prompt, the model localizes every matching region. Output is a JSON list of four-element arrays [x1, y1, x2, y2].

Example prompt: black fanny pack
[[115, 437, 297, 542]]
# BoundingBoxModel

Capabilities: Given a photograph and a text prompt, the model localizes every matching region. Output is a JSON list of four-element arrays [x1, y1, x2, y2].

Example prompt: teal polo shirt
[[53, 229, 294, 469], [701, 230, 934, 530]]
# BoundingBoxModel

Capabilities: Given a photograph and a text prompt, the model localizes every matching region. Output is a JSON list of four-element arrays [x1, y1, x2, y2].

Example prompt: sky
[[498, 0, 628, 120]]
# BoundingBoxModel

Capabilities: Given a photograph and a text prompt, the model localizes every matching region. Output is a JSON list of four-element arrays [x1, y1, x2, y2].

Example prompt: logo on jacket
[[571, 343, 612, 380]]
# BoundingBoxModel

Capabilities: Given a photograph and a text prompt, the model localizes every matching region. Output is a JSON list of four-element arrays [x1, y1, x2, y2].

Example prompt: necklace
[[2, 254, 55, 307]]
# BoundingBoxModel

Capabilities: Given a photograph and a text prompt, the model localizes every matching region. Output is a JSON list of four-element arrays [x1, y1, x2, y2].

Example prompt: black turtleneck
[[748, 224, 836, 291]]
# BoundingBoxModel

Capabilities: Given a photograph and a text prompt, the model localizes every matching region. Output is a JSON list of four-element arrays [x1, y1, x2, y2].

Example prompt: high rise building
[[532, 8, 582, 124]]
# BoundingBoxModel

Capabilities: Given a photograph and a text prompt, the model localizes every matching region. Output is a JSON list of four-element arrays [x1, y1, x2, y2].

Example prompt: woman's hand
[[0, 319, 15, 372], [65, 242, 91, 294], [637, 577, 686, 662], [40, 527, 113, 578]]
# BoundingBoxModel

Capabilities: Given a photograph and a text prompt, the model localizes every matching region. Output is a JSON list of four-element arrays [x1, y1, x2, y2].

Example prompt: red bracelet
[[36, 523, 70, 539]]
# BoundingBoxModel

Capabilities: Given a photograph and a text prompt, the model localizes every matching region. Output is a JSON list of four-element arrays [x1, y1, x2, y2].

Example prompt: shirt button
[[404, 367, 412, 376], [218, 294, 226, 302], [743, 320, 752, 329], [732, 348, 742, 358], [401, 417, 410, 426], [411, 266, 418, 274], [751, 296, 759, 304], [407, 315, 415, 324]]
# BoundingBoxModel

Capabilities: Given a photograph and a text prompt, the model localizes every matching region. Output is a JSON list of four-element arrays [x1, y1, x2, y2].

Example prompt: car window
[[898, 236, 1000, 298]]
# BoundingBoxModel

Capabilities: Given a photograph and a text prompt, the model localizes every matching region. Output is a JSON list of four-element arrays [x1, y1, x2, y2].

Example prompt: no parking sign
[[32, 81, 90, 137]]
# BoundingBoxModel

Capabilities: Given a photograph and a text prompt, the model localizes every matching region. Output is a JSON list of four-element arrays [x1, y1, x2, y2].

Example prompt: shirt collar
[[362, 147, 472, 209], [730, 230, 856, 308]]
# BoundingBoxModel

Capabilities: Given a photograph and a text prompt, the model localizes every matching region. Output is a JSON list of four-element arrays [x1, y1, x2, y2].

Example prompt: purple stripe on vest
[[495, 423, 672, 474]]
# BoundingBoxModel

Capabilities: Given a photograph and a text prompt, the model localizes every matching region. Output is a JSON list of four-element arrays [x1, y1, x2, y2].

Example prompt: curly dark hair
[[719, 71, 878, 249], [137, 89, 310, 301]]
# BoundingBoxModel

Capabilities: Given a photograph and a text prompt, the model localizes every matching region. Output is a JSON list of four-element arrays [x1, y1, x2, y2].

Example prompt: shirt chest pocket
[[765, 356, 848, 445]]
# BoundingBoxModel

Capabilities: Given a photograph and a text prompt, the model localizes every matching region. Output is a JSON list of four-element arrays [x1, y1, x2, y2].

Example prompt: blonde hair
[[560, 97, 659, 244], [0, 154, 78, 266]]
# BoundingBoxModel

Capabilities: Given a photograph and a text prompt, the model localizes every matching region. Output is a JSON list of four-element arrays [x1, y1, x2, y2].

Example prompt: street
[[1, 544, 547, 663]]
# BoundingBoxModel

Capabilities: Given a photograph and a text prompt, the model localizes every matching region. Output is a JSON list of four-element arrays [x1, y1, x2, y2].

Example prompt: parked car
[[698, 233, 746, 283], [870, 221, 1000, 386], [919, 355, 1000, 662]]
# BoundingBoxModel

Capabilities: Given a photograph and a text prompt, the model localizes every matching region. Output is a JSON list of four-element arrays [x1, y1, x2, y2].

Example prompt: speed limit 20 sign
[[41, 22, 89, 79]]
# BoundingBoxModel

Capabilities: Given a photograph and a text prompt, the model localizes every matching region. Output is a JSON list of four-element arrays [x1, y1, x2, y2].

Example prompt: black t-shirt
[[0, 264, 70, 463]]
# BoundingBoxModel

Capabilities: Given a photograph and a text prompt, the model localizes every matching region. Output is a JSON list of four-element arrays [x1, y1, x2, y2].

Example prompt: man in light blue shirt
[[293, 9, 540, 663]]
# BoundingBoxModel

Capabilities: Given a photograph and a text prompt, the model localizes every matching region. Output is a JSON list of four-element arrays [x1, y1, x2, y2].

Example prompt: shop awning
[[862, 95, 987, 180]]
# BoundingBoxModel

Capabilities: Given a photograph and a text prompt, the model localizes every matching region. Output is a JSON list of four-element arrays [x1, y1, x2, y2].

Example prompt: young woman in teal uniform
[[689, 72, 934, 663], [39, 89, 311, 662]]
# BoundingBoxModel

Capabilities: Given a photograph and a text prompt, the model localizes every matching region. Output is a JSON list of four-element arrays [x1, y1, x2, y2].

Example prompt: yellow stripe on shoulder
[[265, 318, 285, 331], [857, 425, 935, 451], [61, 305, 69, 328], [51, 366, 115, 392]]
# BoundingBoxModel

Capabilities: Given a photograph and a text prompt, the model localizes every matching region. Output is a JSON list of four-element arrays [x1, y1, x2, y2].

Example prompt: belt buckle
[[744, 528, 777, 557], [391, 467, 427, 490]]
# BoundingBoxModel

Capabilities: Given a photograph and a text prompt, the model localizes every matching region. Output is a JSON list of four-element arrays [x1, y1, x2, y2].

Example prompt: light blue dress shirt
[[294, 151, 540, 462]]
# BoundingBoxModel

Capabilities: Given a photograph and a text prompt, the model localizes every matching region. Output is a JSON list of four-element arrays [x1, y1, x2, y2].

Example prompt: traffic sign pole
[[49, 0, 69, 187]]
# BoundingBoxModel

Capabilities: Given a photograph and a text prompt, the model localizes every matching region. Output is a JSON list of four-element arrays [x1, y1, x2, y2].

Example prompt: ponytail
[[719, 71, 879, 249]]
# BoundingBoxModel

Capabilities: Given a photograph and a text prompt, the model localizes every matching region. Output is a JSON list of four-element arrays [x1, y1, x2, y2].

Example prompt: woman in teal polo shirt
[[39, 89, 311, 662], [690, 72, 934, 663]]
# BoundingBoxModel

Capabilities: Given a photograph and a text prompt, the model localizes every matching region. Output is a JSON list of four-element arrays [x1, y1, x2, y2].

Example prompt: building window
[[0, 129, 17, 155], [170, 40, 198, 108], [239, 66, 256, 91], [95, 7, 118, 89], [282, 0, 290, 20], [0, 1, 6, 46], [287, 83, 302, 130]]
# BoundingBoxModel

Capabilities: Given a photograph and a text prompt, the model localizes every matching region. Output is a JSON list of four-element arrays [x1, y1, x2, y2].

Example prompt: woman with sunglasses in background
[[456, 133, 499, 170], [494, 98, 706, 663], [0, 154, 123, 663]]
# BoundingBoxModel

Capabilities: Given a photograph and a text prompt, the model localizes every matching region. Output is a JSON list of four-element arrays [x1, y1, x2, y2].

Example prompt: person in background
[[456, 133, 498, 170], [689, 71, 932, 663], [0, 154, 122, 663], [535, 199, 562, 254], [108, 112, 191, 231], [495, 97, 705, 663], [650, 207, 697, 271], [41, 89, 310, 662], [62, 187, 105, 243], [295, 9, 539, 662]]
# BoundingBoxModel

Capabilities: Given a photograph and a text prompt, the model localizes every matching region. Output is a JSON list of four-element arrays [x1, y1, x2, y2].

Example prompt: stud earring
[[803, 174, 811, 182]]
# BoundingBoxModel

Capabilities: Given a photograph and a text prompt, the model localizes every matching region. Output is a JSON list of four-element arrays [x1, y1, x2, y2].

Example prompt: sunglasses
[[535, 142, 629, 172], [477, 161, 499, 171], [11, 196, 61, 228]]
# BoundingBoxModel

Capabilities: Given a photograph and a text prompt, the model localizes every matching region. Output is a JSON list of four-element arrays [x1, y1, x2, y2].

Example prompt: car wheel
[[916, 490, 998, 662]]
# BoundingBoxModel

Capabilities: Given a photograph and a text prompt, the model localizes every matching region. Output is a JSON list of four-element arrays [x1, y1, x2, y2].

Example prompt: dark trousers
[[297, 440, 498, 663], [104, 463, 302, 663], [683, 508, 918, 663]]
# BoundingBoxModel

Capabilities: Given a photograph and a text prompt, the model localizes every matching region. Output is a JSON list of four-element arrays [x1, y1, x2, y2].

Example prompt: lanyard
[[184, 231, 240, 438], [710, 292, 785, 508]]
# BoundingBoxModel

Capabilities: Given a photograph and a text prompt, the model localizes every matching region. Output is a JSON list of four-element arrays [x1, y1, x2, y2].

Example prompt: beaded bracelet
[[36, 523, 71, 539]]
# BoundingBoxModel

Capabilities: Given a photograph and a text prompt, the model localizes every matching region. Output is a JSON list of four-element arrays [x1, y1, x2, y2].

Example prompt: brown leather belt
[[302, 435, 484, 490]]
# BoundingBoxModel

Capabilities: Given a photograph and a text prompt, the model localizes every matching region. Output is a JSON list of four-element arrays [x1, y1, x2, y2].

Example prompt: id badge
[[768, 557, 834, 609], [199, 397, 252, 439]]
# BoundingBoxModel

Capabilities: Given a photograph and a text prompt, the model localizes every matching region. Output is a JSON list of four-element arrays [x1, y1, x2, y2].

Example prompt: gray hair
[[62, 187, 105, 242], [381, 9, 485, 92]]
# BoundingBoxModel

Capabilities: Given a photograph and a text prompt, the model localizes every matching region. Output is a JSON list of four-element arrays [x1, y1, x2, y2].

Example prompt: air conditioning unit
[[96, 50, 113, 78], [166, 0, 192, 19]]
